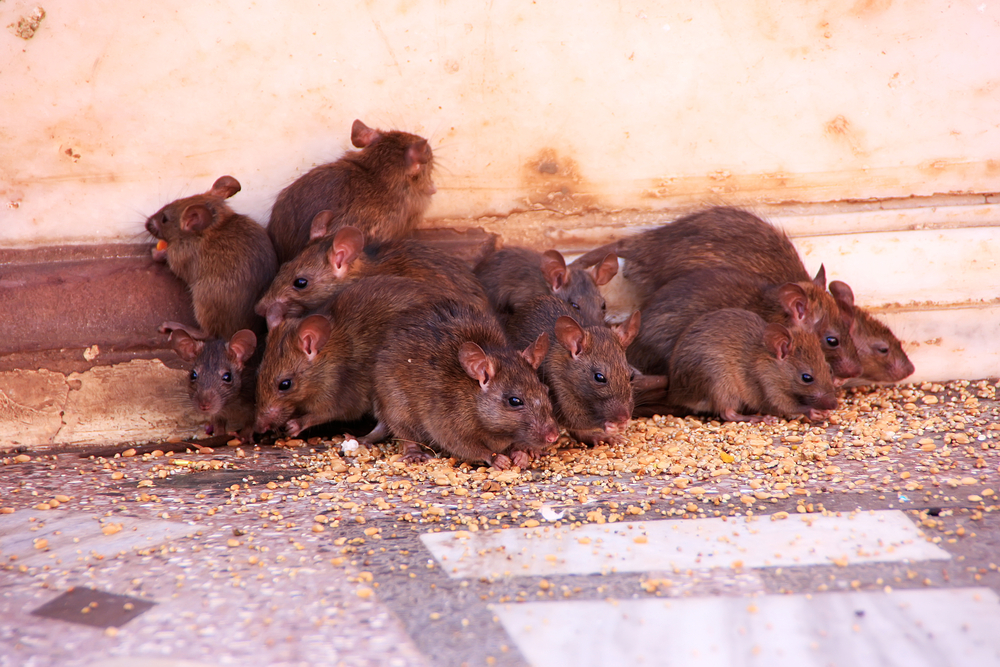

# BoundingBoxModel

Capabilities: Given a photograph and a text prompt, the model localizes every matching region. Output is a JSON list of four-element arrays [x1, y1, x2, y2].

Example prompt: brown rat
[[573, 207, 805, 305], [364, 300, 560, 470], [254, 275, 437, 436], [576, 206, 911, 381], [256, 216, 488, 329], [667, 308, 839, 422], [474, 247, 618, 326], [506, 295, 640, 445], [627, 267, 862, 381], [169, 328, 258, 441], [146, 175, 277, 339], [267, 119, 436, 265], [847, 309, 916, 384]]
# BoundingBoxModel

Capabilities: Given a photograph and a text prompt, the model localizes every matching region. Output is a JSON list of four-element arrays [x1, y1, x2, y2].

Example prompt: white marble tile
[[0, 510, 199, 567], [494, 587, 1000, 667], [421, 510, 949, 579]]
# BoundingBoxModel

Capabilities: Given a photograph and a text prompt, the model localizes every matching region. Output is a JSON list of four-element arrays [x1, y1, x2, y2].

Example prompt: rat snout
[[603, 418, 629, 435], [193, 391, 221, 415], [265, 302, 287, 331], [255, 405, 287, 434], [811, 392, 839, 412], [540, 419, 560, 444], [833, 356, 863, 381], [893, 357, 916, 381]]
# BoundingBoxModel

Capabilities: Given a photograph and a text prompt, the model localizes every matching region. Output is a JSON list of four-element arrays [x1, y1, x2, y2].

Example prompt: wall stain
[[824, 115, 866, 157], [520, 148, 596, 215]]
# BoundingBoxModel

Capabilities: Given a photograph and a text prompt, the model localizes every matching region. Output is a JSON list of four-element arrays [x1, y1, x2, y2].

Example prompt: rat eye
[[222, 372, 232, 383], [189, 370, 198, 382], [278, 379, 292, 391], [293, 278, 308, 290], [601, 301, 607, 311], [877, 344, 890, 355], [825, 336, 839, 348], [508, 396, 523, 407], [801, 373, 814, 384], [594, 372, 607, 384], [570, 302, 580, 311]]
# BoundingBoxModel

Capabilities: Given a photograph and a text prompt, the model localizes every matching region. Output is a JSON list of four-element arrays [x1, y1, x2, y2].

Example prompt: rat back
[[257, 234, 489, 328], [474, 247, 613, 326], [267, 121, 435, 264]]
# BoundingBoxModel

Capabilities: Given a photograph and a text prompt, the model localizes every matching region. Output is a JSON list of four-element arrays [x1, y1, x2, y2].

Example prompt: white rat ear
[[297, 315, 331, 361], [612, 310, 641, 348], [459, 342, 494, 388], [587, 253, 619, 286], [554, 317, 586, 358]]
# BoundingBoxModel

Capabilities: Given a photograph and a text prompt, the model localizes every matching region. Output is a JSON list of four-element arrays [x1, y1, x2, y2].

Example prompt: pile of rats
[[145, 119, 914, 470]]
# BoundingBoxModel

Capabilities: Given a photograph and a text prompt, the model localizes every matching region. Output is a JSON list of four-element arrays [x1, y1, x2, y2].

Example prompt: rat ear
[[828, 280, 856, 326], [351, 119, 380, 148], [226, 330, 257, 368], [763, 323, 792, 360], [812, 264, 827, 289], [520, 332, 551, 369], [406, 139, 432, 176], [540, 250, 569, 291], [612, 310, 641, 349], [777, 283, 809, 323], [587, 253, 619, 286], [328, 226, 365, 278], [309, 210, 337, 241], [554, 316, 586, 358], [297, 315, 331, 361], [180, 204, 214, 232], [209, 176, 241, 199], [459, 342, 495, 388], [169, 330, 204, 362]]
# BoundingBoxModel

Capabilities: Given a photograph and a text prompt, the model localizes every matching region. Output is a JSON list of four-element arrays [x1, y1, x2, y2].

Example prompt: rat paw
[[490, 453, 512, 470], [400, 441, 431, 463]]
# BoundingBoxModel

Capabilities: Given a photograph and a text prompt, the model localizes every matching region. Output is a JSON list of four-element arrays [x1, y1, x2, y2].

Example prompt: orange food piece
[[156, 239, 168, 251]]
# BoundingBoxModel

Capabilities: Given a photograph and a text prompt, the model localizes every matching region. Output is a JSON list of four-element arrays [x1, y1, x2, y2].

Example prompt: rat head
[[541, 250, 617, 326], [256, 219, 365, 329], [459, 334, 559, 452], [255, 314, 333, 433], [171, 328, 256, 417], [351, 119, 436, 198], [145, 176, 241, 253], [850, 309, 915, 383], [761, 322, 839, 414], [545, 311, 640, 435], [777, 269, 862, 381]]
